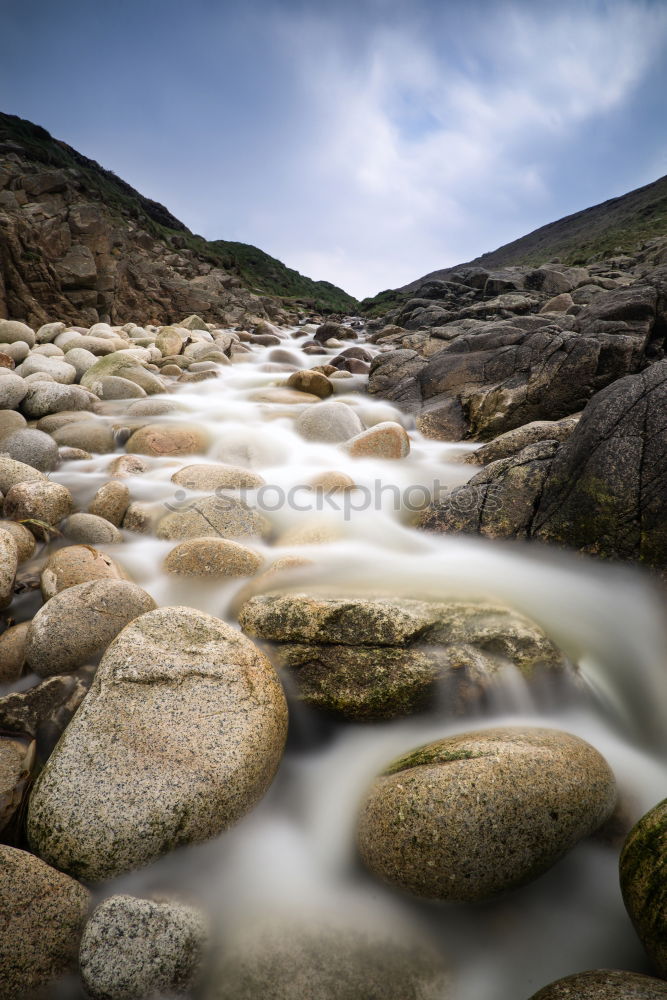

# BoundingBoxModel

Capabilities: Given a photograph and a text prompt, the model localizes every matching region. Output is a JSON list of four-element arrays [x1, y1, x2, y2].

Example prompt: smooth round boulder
[[286, 369, 333, 398], [126, 398, 183, 417], [164, 538, 263, 577], [357, 727, 616, 901], [4, 480, 73, 533], [51, 420, 116, 453], [295, 401, 364, 443], [344, 421, 410, 459], [528, 970, 667, 999], [20, 382, 94, 419], [156, 327, 186, 356], [0, 846, 89, 999], [16, 354, 77, 384], [79, 895, 208, 1000], [0, 319, 35, 346], [171, 463, 265, 491], [0, 341, 31, 363], [24, 579, 157, 676], [0, 456, 46, 494], [94, 375, 148, 400], [0, 530, 18, 608], [1, 428, 59, 471], [308, 470, 356, 492], [27, 607, 288, 880], [88, 481, 130, 526], [0, 409, 27, 441], [0, 621, 30, 682], [620, 799, 667, 976], [64, 346, 97, 377], [109, 454, 150, 478], [41, 545, 128, 600], [0, 371, 29, 409], [61, 512, 123, 545], [0, 519, 37, 561], [125, 423, 209, 457], [157, 495, 270, 541]]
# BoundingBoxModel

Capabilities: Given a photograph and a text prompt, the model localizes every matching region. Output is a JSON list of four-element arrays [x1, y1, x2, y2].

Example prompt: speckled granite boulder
[[528, 969, 667, 998], [40, 545, 128, 599], [0, 530, 17, 608], [61, 511, 123, 544], [164, 538, 263, 577], [295, 401, 363, 443], [125, 423, 209, 456], [171, 463, 265, 491], [157, 494, 270, 541], [357, 727, 616, 900], [88, 480, 130, 526], [344, 421, 410, 459], [25, 579, 157, 676], [79, 894, 208, 1000], [208, 920, 449, 1000], [0, 845, 89, 999], [3, 480, 73, 534], [27, 607, 288, 880], [620, 799, 667, 976]]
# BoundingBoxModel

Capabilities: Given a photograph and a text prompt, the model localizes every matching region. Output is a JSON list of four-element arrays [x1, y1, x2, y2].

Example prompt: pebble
[[620, 798, 667, 977], [0, 409, 27, 440], [125, 422, 210, 456], [41, 544, 128, 600], [164, 537, 263, 577], [286, 369, 334, 398], [0, 621, 29, 682], [0, 371, 29, 409], [1, 428, 60, 471], [20, 382, 95, 419], [344, 421, 410, 459], [295, 401, 364, 443], [0, 529, 18, 607], [0, 518, 37, 561], [88, 480, 131, 526], [0, 319, 36, 346], [171, 462, 265, 491], [3, 480, 73, 534], [157, 494, 271, 541], [51, 420, 116, 453]]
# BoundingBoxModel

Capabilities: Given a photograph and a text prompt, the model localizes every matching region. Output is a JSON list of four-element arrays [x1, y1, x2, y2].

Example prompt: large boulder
[[27, 607, 288, 880], [357, 727, 616, 900], [0, 845, 89, 999], [528, 970, 667, 999], [620, 799, 667, 977], [239, 595, 570, 720]]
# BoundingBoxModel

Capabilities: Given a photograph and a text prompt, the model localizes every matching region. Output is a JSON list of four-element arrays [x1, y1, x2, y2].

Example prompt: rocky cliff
[[0, 113, 356, 328]]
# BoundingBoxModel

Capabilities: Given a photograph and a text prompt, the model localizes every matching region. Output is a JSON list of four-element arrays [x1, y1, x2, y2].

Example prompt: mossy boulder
[[620, 799, 667, 976]]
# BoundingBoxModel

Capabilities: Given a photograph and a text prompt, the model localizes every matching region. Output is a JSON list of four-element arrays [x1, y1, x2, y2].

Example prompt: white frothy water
[[46, 328, 667, 998]]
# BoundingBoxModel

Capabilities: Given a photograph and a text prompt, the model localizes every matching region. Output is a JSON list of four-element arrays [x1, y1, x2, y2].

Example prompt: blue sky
[[2, 0, 667, 298]]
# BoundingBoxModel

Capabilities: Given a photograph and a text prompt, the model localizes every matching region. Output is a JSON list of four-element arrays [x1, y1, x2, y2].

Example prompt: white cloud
[[247, 0, 667, 297]]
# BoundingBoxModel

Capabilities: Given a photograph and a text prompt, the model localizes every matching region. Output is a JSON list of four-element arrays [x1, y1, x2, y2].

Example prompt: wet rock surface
[[620, 799, 667, 977], [528, 970, 667, 999]]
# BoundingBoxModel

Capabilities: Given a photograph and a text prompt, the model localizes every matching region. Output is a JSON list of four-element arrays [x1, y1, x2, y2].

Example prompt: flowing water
[[24, 326, 667, 997]]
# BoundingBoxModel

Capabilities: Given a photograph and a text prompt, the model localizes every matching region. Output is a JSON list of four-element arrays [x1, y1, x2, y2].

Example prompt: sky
[[2, 0, 667, 299]]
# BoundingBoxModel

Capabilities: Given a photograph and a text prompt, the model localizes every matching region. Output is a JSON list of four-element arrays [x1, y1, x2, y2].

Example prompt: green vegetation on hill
[[208, 240, 358, 312], [0, 112, 357, 314], [361, 172, 667, 314]]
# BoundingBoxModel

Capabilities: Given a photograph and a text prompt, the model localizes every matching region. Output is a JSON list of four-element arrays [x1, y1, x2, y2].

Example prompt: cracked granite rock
[[27, 606, 288, 881], [357, 727, 616, 901]]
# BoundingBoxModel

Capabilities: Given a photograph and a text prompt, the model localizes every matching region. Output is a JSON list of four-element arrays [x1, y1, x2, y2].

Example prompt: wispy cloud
[[249, 0, 667, 296]]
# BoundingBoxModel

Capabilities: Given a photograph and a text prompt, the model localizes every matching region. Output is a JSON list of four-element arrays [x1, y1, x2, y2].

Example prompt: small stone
[[0, 621, 29, 682], [250, 387, 320, 404], [3, 480, 73, 535], [20, 382, 95, 419], [620, 798, 667, 977], [171, 463, 265, 491], [61, 512, 123, 544], [59, 446, 93, 461], [295, 401, 364, 443], [0, 530, 18, 608], [157, 494, 270, 541], [1, 428, 60, 471], [0, 409, 27, 441], [79, 894, 208, 1000], [125, 423, 210, 456], [16, 354, 76, 384], [27, 607, 287, 880], [95, 375, 149, 400], [0, 319, 36, 346], [164, 537, 263, 577], [357, 727, 616, 901], [308, 470, 356, 492], [109, 453, 150, 478], [64, 346, 97, 378], [41, 545, 128, 600], [25, 579, 157, 676], [0, 455, 46, 494], [0, 846, 89, 997], [0, 352, 14, 369], [528, 970, 667, 999], [286, 369, 334, 398], [126, 398, 184, 417], [344, 421, 410, 459], [0, 519, 37, 562], [88, 481, 130, 526], [51, 420, 116, 453], [0, 371, 29, 409], [122, 501, 162, 534]]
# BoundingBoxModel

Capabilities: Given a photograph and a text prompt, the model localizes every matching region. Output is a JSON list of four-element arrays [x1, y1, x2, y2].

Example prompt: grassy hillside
[[0, 112, 357, 314], [361, 172, 667, 312]]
